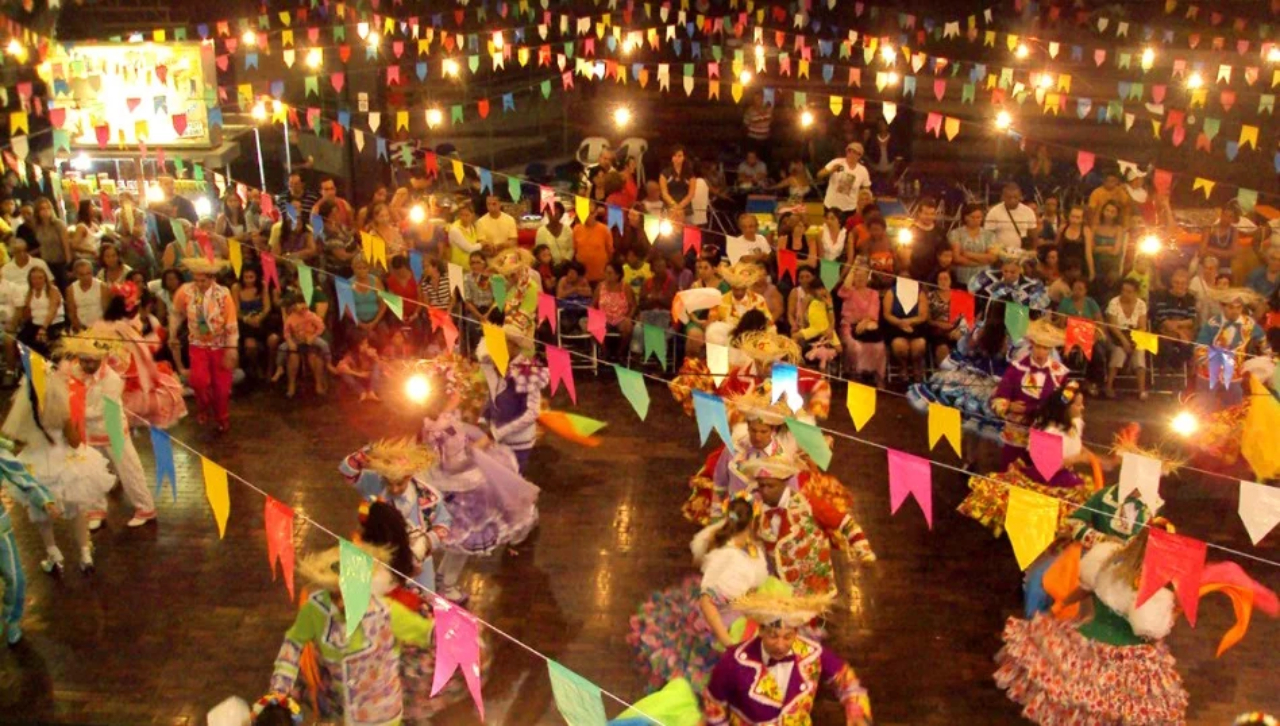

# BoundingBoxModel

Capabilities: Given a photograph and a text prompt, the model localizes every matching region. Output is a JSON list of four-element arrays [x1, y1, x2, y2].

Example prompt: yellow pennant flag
[[1239, 124, 1259, 149], [829, 96, 844, 115], [846, 382, 876, 431], [8, 112, 28, 135], [927, 403, 963, 457], [518, 47, 530, 66], [153, 29, 166, 43], [731, 82, 744, 103], [483, 323, 510, 375], [944, 117, 961, 141], [372, 235, 387, 270], [452, 159, 465, 185], [28, 349, 47, 411], [1130, 330, 1159, 355], [360, 231, 375, 262], [396, 110, 409, 132], [575, 195, 591, 223], [1193, 177, 1215, 199], [1152, 119, 1162, 139], [202, 456, 231, 539], [1005, 487, 1060, 570], [228, 239, 243, 277]]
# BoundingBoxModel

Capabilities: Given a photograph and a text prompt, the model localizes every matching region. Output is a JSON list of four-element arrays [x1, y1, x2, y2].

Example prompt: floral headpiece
[[110, 281, 141, 312], [251, 694, 303, 725]]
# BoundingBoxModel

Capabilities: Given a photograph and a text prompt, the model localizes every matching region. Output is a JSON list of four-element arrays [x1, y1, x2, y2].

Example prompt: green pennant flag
[[1128, 82, 1143, 100], [614, 365, 650, 420], [103, 396, 126, 460], [563, 413, 607, 437], [333, 25, 346, 41], [174, 158, 186, 176], [52, 129, 70, 154], [1260, 94, 1275, 114], [547, 660, 608, 726], [257, 14, 270, 29], [467, 55, 480, 74], [711, 45, 723, 61], [564, 41, 575, 59], [643, 323, 668, 370], [508, 176, 522, 202], [297, 263, 314, 306], [541, 80, 552, 98], [1237, 188, 1258, 212], [1004, 302, 1030, 341], [785, 417, 832, 470], [819, 259, 841, 291], [193, 163, 205, 182], [1118, 52, 1131, 69], [793, 91, 807, 109], [338, 539, 374, 637], [451, 105, 464, 124], [962, 83, 976, 103], [305, 76, 319, 97], [174, 28, 187, 41], [379, 291, 404, 320], [491, 275, 508, 308]]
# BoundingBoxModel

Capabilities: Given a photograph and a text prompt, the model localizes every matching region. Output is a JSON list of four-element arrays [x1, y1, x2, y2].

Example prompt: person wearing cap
[[60, 334, 157, 530], [1086, 168, 1130, 227], [169, 257, 238, 433], [1194, 287, 1270, 404], [703, 586, 872, 725], [816, 142, 871, 220], [268, 543, 434, 726], [991, 319, 1071, 467]]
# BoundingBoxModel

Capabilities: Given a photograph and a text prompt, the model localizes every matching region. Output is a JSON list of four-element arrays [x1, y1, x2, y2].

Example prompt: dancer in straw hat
[[489, 246, 539, 344], [93, 283, 187, 429], [703, 261, 774, 349], [475, 328, 549, 474], [990, 318, 1071, 468], [168, 257, 238, 434], [1193, 287, 1270, 404]]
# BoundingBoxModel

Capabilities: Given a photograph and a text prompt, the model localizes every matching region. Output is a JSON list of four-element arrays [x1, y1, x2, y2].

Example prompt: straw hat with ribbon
[[731, 579, 834, 628], [296, 541, 393, 592], [718, 260, 766, 289], [1208, 287, 1263, 307], [1024, 318, 1067, 348], [180, 256, 231, 276], [735, 330, 802, 366], [56, 333, 121, 360], [737, 454, 804, 482], [731, 390, 789, 426], [489, 247, 534, 277], [363, 437, 434, 482]]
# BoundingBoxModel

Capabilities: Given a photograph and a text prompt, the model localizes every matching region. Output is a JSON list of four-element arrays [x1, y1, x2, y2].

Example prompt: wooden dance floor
[[0, 379, 1276, 724]]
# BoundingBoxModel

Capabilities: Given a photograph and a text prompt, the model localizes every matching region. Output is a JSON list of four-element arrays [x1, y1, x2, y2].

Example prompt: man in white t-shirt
[[1, 239, 51, 292], [984, 183, 1038, 252], [816, 142, 872, 215], [727, 213, 773, 264], [474, 195, 518, 251]]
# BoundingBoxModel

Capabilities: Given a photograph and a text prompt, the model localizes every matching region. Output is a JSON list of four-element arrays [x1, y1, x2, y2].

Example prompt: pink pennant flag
[[1151, 84, 1167, 104], [587, 307, 607, 343], [172, 113, 188, 136], [259, 193, 276, 220], [1028, 429, 1063, 481], [539, 186, 556, 216], [260, 252, 280, 292], [331, 72, 345, 93], [537, 292, 558, 333], [683, 226, 702, 255], [1153, 169, 1173, 195], [545, 345, 576, 403], [933, 79, 946, 101], [1076, 151, 1095, 177], [264, 497, 296, 600], [887, 449, 933, 528], [925, 112, 943, 137], [1137, 528, 1208, 626], [428, 308, 459, 351], [430, 599, 485, 719]]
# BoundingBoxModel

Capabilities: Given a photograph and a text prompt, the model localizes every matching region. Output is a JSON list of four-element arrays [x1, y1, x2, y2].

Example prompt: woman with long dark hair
[[908, 300, 1014, 440]]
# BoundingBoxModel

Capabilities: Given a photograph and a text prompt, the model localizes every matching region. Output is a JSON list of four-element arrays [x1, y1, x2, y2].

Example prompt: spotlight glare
[[5, 39, 23, 56], [241, 30, 257, 46], [799, 109, 815, 128], [896, 228, 913, 246], [659, 219, 674, 236], [739, 69, 752, 85], [405, 374, 431, 405], [880, 44, 897, 63], [1014, 43, 1029, 59], [144, 184, 164, 203], [443, 58, 460, 77], [995, 110, 1013, 130], [1187, 72, 1204, 89], [492, 31, 504, 49], [426, 108, 443, 128], [194, 197, 213, 218], [612, 106, 632, 128], [367, 33, 380, 48], [70, 153, 92, 172], [1141, 47, 1155, 68], [1170, 410, 1199, 437], [306, 48, 322, 69], [1139, 234, 1163, 256], [885, 71, 899, 85], [1268, 46, 1280, 63], [251, 102, 268, 122], [1037, 73, 1053, 89], [409, 204, 426, 224]]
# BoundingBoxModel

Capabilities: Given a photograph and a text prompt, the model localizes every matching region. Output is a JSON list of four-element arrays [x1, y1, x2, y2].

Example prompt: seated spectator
[[680, 256, 728, 357], [791, 266, 840, 371], [532, 244, 557, 294], [1036, 195, 1063, 247], [1124, 252, 1155, 302], [727, 212, 773, 265], [475, 195, 518, 250], [752, 270, 786, 332], [162, 218, 229, 271], [838, 261, 886, 384], [1189, 253, 1223, 324], [535, 202, 574, 264], [1, 239, 49, 293], [634, 254, 677, 357], [1104, 278, 1149, 400], [446, 202, 481, 268], [555, 260, 593, 332], [311, 177, 355, 228], [97, 243, 131, 287], [17, 265, 64, 357], [233, 266, 278, 381], [949, 202, 998, 287], [736, 150, 769, 190], [1263, 285, 1280, 331], [770, 160, 813, 203], [637, 180, 666, 217], [345, 256, 387, 351], [356, 184, 391, 230], [1057, 277, 1107, 392], [269, 208, 319, 265], [776, 212, 818, 274], [593, 260, 635, 359], [882, 273, 930, 383], [786, 264, 819, 335], [622, 247, 652, 297], [317, 198, 360, 277], [1246, 247, 1280, 302], [329, 330, 381, 402], [1150, 268, 1198, 371], [114, 191, 154, 276], [277, 291, 329, 398], [1033, 245, 1071, 303], [926, 269, 964, 364], [69, 199, 103, 262], [969, 253, 1050, 314], [462, 250, 496, 340], [64, 258, 107, 332]]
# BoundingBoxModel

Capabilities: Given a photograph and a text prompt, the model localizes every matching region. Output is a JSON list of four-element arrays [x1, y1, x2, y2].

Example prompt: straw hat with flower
[[719, 260, 766, 289], [296, 541, 394, 593], [180, 256, 231, 276], [489, 247, 534, 277], [56, 333, 121, 360], [1024, 318, 1066, 348], [363, 437, 434, 482], [1208, 287, 1262, 307], [731, 390, 789, 426], [735, 330, 802, 366], [737, 454, 803, 482], [731, 579, 834, 628]]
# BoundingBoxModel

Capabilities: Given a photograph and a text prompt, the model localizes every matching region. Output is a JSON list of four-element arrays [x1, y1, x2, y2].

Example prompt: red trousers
[[188, 346, 232, 427]]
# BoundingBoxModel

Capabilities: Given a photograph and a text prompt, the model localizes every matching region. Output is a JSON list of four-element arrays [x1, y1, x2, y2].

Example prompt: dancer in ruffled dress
[[1, 367, 115, 574], [990, 319, 1071, 467], [703, 261, 774, 348], [93, 282, 187, 429], [476, 333, 549, 474], [908, 301, 1012, 440], [0, 440, 57, 645], [339, 439, 451, 593], [419, 376, 540, 603], [628, 498, 770, 693]]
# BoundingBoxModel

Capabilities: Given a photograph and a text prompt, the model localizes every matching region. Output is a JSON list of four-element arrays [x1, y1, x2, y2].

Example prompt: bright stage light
[[408, 204, 426, 224], [1170, 410, 1199, 437], [1139, 235, 1163, 256], [799, 110, 814, 128], [194, 197, 213, 218], [880, 44, 897, 63], [896, 228, 913, 246], [426, 108, 443, 128], [241, 30, 257, 47], [1141, 47, 1155, 69], [659, 219, 674, 236], [885, 71, 899, 86], [492, 31, 504, 49], [1187, 72, 1204, 89], [144, 184, 164, 203], [405, 374, 431, 405], [613, 107, 632, 128], [1014, 43, 1029, 59], [306, 48, 322, 69], [70, 153, 92, 172], [995, 110, 1012, 130], [739, 70, 752, 85], [443, 58, 460, 77], [251, 102, 267, 122], [367, 33, 380, 48], [1037, 73, 1053, 89], [1268, 46, 1280, 63]]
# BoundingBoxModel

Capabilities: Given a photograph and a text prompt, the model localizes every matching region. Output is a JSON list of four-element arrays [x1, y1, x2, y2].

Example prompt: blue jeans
[[342, 363, 381, 394], [0, 527, 25, 626]]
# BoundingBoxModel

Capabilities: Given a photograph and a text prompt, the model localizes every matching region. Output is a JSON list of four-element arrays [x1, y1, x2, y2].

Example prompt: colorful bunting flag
[[201, 456, 230, 539], [1005, 487, 1060, 570]]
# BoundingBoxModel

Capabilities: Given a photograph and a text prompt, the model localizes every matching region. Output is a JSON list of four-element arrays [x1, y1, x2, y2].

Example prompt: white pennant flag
[[895, 277, 919, 315], [882, 101, 898, 124], [683, 75, 695, 96], [1124, 113, 1136, 131], [1239, 481, 1280, 545], [707, 343, 729, 387], [447, 262, 464, 296], [1119, 452, 1163, 510], [368, 111, 381, 133], [658, 64, 671, 91], [354, 130, 365, 153]]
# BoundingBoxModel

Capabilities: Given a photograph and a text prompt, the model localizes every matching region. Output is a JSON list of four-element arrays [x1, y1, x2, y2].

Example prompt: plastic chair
[[575, 137, 612, 166], [617, 137, 649, 184]]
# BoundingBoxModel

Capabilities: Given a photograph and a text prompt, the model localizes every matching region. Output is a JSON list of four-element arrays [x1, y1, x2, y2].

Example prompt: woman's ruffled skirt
[[908, 367, 1003, 441], [627, 575, 721, 693], [994, 614, 1188, 725], [19, 443, 117, 516], [958, 465, 1090, 537], [428, 447, 539, 556], [123, 362, 189, 429]]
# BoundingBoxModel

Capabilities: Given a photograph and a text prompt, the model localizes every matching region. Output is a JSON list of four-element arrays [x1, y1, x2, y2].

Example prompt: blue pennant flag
[[692, 391, 735, 454], [502, 93, 514, 112], [607, 204, 624, 234], [150, 427, 177, 502], [335, 277, 357, 321], [310, 213, 325, 241], [478, 168, 493, 195], [409, 251, 424, 282]]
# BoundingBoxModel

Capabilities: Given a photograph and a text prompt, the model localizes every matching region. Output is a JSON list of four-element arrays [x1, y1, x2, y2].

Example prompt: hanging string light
[[612, 106, 632, 129], [995, 110, 1013, 130], [1170, 410, 1200, 437], [405, 374, 431, 405]]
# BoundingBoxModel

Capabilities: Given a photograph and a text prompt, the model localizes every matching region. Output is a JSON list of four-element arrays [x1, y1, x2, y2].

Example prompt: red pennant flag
[[339, 44, 351, 64], [260, 252, 280, 292], [264, 497, 296, 600], [1153, 169, 1174, 196], [536, 292, 557, 333], [1172, 126, 1187, 147], [683, 226, 702, 255], [949, 289, 975, 326], [1076, 151, 1095, 178], [67, 376, 86, 443], [155, 65, 168, 84], [477, 99, 490, 119], [216, 55, 229, 72], [1195, 132, 1212, 152], [428, 308, 459, 351], [545, 345, 576, 403], [99, 191, 113, 223], [331, 121, 344, 145], [1220, 90, 1236, 112], [156, 147, 165, 169], [95, 124, 110, 148], [423, 151, 439, 179], [331, 73, 345, 92], [776, 248, 797, 283], [126, 97, 141, 113], [1064, 317, 1095, 359], [49, 107, 65, 129], [171, 113, 187, 136], [453, 9, 464, 25], [1137, 528, 1208, 626], [259, 192, 276, 220]]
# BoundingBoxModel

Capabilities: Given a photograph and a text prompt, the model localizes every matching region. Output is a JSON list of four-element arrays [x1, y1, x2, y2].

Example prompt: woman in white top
[[1188, 254, 1224, 325], [96, 243, 132, 286], [64, 258, 107, 331], [818, 208, 847, 261], [1104, 277, 1149, 400], [18, 266, 65, 355], [69, 199, 102, 262], [534, 202, 575, 264]]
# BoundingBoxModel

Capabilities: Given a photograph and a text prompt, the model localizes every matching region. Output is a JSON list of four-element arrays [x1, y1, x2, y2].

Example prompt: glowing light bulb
[[405, 374, 431, 405], [273, 100, 284, 114], [1141, 47, 1155, 69], [800, 109, 814, 128], [443, 58, 460, 77], [613, 106, 632, 128], [251, 102, 268, 122], [492, 31, 504, 50], [739, 70, 753, 85], [426, 108, 443, 128], [621, 39, 635, 55], [896, 228, 913, 246], [5, 39, 24, 58], [367, 32, 380, 48], [754, 44, 765, 61], [306, 48, 322, 69], [1014, 43, 1029, 59], [659, 219, 674, 236], [995, 110, 1012, 130], [194, 197, 213, 218], [880, 44, 897, 63], [1037, 73, 1053, 89], [356, 22, 370, 39], [241, 30, 257, 46], [1187, 72, 1204, 89], [70, 154, 92, 172], [1139, 235, 1163, 256], [1170, 410, 1199, 437], [144, 184, 164, 203], [408, 204, 426, 224], [885, 71, 899, 86], [1269, 46, 1280, 63]]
